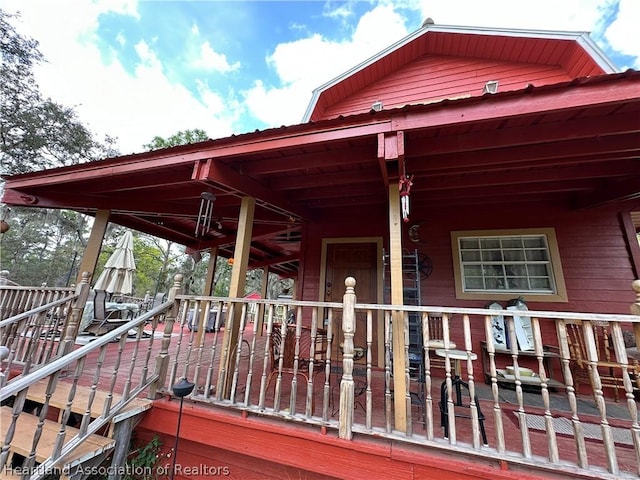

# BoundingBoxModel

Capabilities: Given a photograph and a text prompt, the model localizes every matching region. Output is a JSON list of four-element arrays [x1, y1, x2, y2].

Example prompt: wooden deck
[[3, 288, 639, 479], [59, 319, 639, 479]]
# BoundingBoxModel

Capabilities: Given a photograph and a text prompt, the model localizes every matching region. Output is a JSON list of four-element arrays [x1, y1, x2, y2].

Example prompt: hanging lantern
[[195, 191, 215, 237]]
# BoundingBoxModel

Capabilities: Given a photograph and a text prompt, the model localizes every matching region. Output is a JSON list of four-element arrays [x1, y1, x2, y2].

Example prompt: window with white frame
[[451, 228, 568, 302]]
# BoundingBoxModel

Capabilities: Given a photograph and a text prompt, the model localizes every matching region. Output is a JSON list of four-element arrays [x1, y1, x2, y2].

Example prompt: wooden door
[[325, 242, 379, 364]]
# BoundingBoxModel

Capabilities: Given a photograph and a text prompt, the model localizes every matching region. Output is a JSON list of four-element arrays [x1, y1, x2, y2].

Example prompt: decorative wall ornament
[[399, 174, 414, 223]]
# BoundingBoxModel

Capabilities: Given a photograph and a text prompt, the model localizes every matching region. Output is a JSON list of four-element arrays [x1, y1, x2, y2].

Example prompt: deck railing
[[0, 283, 75, 321], [0, 278, 86, 383], [157, 277, 640, 479], [1, 275, 640, 479], [0, 282, 178, 479]]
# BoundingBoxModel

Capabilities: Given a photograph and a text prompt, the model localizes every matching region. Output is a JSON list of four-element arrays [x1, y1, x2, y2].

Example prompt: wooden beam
[[406, 110, 640, 157], [573, 175, 640, 209], [411, 133, 639, 174], [619, 212, 640, 279], [243, 145, 376, 175], [76, 209, 110, 285], [194, 159, 312, 221], [218, 196, 255, 398], [388, 183, 407, 432]]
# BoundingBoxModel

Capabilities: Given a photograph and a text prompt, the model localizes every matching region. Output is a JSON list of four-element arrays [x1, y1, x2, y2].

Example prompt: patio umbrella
[[93, 230, 136, 295]]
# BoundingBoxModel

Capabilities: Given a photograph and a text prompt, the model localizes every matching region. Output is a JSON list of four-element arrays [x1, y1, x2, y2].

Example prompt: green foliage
[[0, 9, 119, 286], [143, 129, 209, 151], [0, 9, 118, 176], [124, 435, 166, 480], [0, 207, 89, 286]]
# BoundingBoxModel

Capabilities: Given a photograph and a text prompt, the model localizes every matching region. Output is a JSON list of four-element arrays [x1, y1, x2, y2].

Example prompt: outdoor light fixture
[[483, 80, 499, 94], [170, 377, 195, 480], [195, 191, 216, 237]]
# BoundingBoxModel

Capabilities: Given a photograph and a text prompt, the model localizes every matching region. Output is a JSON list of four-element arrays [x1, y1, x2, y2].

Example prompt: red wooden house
[[2, 22, 640, 479]]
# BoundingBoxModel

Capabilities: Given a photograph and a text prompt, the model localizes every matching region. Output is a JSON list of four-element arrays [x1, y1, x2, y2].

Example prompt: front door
[[323, 240, 381, 365]]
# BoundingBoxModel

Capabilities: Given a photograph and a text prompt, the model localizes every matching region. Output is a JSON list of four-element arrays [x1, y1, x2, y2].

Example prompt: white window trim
[[451, 228, 568, 302]]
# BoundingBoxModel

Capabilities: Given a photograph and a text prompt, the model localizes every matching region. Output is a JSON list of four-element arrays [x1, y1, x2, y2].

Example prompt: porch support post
[[388, 183, 408, 432], [339, 277, 356, 439], [76, 209, 110, 285], [150, 274, 184, 398], [256, 266, 270, 335], [59, 272, 91, 354], [219, 196, 255, 398], [195, 246, 217, 348], [632, 280, 640, 349], [204, 246, 218, 296]]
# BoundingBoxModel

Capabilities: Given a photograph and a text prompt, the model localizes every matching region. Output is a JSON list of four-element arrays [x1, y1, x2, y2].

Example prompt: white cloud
[[3, 0, 233, 153], [604, 0, 640, 69], [3, 0, 637, 156], [414, 0, 612, 31], [245, 4, 409, 126], [192, 41, 240, 72]]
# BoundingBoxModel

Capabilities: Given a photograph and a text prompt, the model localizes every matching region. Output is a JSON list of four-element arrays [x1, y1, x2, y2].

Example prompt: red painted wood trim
[[620, 211, 640, 279], [140, 399, 560, 480], [393, 81, 640, 131]]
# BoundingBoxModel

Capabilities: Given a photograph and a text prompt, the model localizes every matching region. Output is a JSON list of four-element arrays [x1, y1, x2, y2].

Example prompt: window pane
[[526, 249, 549, 261], [461, 250, 481, 262], [464, 277, 485, 289], [530, 278, 552, 289], [463, 265, 483, 276], [482, 249, 503, 261], [480, 238, 500, 249], [503, 249, 525, 261], [457, 233, 556, 295], [501, 238, 522, 248], [460, 238, 479, 249], [524, 237, 546, 248], [527, 264, 550, 276]]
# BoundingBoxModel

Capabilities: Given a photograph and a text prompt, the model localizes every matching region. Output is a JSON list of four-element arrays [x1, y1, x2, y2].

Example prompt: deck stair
[[1, 379, 153, 479]]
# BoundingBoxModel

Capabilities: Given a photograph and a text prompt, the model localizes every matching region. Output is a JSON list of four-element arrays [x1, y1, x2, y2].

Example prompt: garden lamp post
[[170, 377, 194, 480]]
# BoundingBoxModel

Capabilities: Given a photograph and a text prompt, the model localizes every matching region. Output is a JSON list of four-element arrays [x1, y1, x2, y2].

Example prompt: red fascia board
[[3, 75, 638, 192], [391, 79, 640, 130], [1, 120, 393, 191]]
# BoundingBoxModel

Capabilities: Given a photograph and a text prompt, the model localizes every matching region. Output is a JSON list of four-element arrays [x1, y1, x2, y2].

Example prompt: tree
[[143, 129, 209, 151], [0, 9, 118, 286], [0, 10, 118, 176]]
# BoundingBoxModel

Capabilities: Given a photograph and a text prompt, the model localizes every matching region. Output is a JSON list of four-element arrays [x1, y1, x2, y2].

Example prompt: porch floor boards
[[65, 323, 638, 477]]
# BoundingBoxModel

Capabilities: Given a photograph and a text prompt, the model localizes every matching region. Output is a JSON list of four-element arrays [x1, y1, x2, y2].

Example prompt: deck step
[[2, 381, 153, 478], [1, 406, 115, 474], [26, 378, 153, 423]]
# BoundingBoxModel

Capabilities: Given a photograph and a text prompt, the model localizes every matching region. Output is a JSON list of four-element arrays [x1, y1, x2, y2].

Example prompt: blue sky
[[4, 0, 639, 154]]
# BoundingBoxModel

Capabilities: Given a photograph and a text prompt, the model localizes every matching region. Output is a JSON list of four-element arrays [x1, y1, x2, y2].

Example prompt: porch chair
[[565, 320, 640, 402], [424, 313, 457, 373], [266, 324, 328, 394], [83, 290, 132, 336], [439, 377, 488, 445]]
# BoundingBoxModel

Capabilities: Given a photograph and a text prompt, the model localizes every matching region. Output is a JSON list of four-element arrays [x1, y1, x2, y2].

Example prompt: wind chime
[[399, 172, 414, 223], [195, 191, 216, 236]]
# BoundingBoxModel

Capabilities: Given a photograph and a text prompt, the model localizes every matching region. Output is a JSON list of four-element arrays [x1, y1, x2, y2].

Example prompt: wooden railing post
[[339, 277, 356, 440], [632, 280, 640, 351], [150, 274, 184, 399], [59, 272, 91, 355]]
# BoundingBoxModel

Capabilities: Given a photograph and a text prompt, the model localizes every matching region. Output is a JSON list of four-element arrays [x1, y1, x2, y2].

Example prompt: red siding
[[320, 55, 572, 120], [300, 200, 637, 357]]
